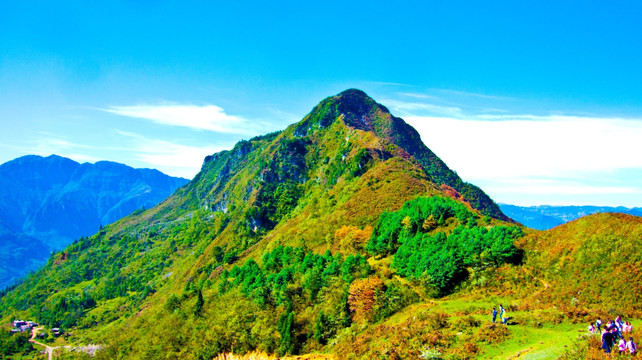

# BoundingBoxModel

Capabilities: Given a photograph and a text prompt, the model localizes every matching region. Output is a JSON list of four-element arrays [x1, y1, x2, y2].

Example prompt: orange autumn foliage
[[334, 225, 373, 253], [348, 275, 384, 323]]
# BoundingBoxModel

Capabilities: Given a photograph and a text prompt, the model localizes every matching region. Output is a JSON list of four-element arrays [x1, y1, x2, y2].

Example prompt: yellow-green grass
[[369, 294, 597, 359], [482, 322, 579, 359]]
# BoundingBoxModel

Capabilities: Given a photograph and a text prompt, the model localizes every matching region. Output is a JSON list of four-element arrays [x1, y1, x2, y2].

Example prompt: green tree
[[193, 289, 204, 317], [278, 310, 295, 356]]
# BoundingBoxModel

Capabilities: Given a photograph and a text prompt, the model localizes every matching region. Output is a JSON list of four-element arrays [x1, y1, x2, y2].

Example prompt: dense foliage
[[368, 196, 524, 295], [222, 247, 369, 306], [367, 195, 475, 255], [215, 246, 372, 355], [0, 330, 35, 358]]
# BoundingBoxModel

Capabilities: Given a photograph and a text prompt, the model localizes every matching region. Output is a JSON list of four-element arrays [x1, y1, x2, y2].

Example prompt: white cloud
[[431, 88, 511, 101], [16, 134, 101, 163], [484, 180, 638, 196], [101, 103, 264, 135], [396, 92, 441, 100], [115, 130, 232, 179], [402, 114, 642, 206], [405, 115, 642, 180], [381, 99, 464, 118]]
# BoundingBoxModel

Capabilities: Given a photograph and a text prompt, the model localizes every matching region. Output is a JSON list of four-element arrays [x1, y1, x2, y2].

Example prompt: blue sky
[[1, 1, 641, 206]]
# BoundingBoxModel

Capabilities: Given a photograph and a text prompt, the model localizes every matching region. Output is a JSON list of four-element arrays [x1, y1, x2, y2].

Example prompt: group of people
[[491, 305, 508, 324], [489, 306, 636, 355], [590, 316, 637, 355]]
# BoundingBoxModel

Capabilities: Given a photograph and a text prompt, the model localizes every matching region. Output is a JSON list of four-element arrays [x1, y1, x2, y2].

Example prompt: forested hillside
[[0, 90, 638, 360]]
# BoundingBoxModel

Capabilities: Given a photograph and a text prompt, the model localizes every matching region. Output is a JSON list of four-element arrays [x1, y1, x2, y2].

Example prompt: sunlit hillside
[[1, 90, 639, 360]]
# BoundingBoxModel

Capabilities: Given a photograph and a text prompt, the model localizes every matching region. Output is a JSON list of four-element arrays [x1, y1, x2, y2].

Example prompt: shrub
[[426, 312, 450, 330], [559, 335, 605, 360], [419, 346, 443, 360], [460, 315, 481, 328], [475, 323, 510, 345]]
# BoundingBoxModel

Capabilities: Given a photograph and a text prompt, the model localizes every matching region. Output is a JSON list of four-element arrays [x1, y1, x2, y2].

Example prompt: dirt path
[[29, 326, 70, 360]]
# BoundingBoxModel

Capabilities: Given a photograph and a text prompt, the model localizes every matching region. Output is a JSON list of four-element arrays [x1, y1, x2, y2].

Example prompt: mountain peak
[[334, 88, 379, 109], [291, 89, 508, 220], [300, 89, 390, 133], [336, 88, 370, 98]]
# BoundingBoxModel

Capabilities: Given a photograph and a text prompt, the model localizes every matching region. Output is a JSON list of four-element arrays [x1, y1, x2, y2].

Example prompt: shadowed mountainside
[[0, 155, 189, 289]]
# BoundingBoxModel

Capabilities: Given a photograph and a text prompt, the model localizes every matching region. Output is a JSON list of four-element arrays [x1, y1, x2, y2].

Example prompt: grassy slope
[[324, 212, 642, 359], [513, 213, 642, 315], [3, 185, 637, 359], [0, 92, 454, 358], [2, 91, 640, 360]]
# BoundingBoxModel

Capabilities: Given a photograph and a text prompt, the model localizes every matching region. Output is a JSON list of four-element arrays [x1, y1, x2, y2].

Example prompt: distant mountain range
[[499, 203, 642, 230], [0, 155, 189, 289]]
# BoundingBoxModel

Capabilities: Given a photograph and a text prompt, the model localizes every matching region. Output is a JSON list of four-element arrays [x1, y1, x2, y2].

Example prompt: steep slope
[[0, 155, 189, 289], [0, 90, 516, 359], [298, 89, 508, 221]]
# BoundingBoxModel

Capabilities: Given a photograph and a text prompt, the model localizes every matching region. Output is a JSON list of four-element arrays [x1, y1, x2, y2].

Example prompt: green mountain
[[1, 90, 634, 359]]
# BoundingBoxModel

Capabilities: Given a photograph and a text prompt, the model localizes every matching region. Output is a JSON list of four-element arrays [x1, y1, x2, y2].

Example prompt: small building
[[12, 320, 26, 328], [11, 319, 36, 333]]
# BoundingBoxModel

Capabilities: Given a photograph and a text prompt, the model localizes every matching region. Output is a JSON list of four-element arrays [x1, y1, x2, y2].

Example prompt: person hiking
[[499, 304, 506, 324], [492, 307, 497, 323], [627, 337, 637, 355], [611, 327, 620, 345], [616, 316, 624, 339], [588, 322, 596, 334], [619, 337, 627, 354], [602, 328, 614, 354], [596, 318, 602, 332]]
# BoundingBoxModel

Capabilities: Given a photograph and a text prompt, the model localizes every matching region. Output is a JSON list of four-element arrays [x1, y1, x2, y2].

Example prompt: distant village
[[11, 319, 63, 337]]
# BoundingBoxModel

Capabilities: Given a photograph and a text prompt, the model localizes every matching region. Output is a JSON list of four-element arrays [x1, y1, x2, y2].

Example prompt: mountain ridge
[[499, 203, 642, 229], [295, 89, 509, 221], [0, 154, 189, 289], [2, 90, 629, 359]]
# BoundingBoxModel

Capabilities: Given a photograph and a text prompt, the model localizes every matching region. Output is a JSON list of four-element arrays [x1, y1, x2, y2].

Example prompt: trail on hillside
[[29, 326, 100, 360], [29, 327, 59, 360]]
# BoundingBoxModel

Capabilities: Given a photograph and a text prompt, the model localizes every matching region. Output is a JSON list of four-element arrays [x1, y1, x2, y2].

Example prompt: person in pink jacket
[[619, 337, 627, 354], [627, 337, 637, 355]]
